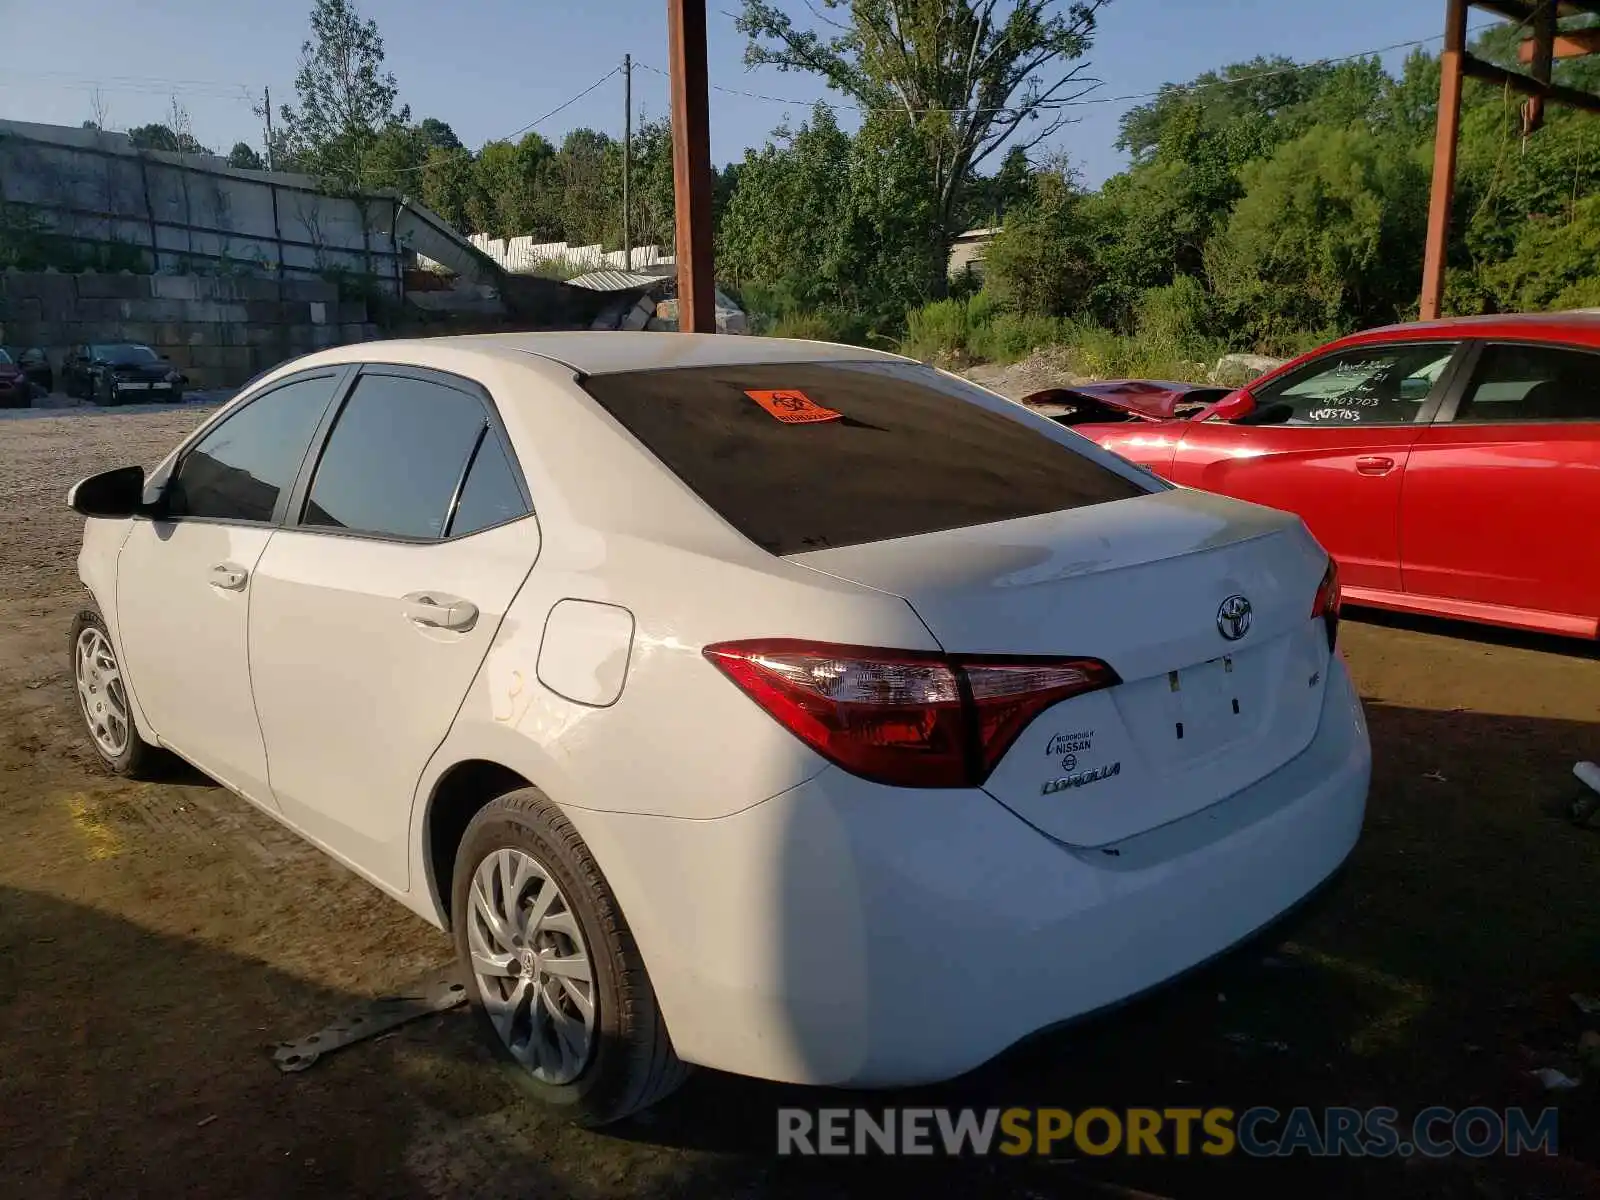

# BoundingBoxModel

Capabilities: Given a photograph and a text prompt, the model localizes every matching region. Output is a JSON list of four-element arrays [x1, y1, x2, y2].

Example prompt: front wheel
[[69, 607, 168, 778], [451, 789, 689, 1126]]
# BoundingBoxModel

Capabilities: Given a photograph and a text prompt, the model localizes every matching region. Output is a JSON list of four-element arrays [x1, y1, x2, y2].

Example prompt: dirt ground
[[2, 403, 1599, 1199]]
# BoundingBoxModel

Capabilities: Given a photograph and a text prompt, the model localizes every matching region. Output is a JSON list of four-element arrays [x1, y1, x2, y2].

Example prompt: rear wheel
[[70, 607, 167, 778], [450, 789, 689, 1126]]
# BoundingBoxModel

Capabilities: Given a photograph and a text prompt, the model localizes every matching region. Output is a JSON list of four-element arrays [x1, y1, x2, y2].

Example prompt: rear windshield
[[580, 360, 1151, 555]]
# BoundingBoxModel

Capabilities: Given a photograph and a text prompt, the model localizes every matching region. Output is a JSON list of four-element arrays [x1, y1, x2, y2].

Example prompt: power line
[[0, 68, 257, 102], [383, 65, 624, 178], [635, 20, 1504, 119], [496, 65, 622, 143]]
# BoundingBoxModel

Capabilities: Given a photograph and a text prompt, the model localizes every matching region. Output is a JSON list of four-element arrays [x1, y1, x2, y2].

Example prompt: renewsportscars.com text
[[777, 1105, 1559, 1158]]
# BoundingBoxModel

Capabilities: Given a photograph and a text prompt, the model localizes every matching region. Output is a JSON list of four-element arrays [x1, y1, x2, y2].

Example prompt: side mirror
[[1208, 389, 1256, 422], [68, 465, 148, 519]]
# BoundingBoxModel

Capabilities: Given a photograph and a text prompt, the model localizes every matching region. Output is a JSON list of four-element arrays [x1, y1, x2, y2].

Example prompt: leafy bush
[[968, 311, 1066, 363], [1134, 275, 1214, 345], [981, 167, 1095, 318], [901, 296, 976, 362]]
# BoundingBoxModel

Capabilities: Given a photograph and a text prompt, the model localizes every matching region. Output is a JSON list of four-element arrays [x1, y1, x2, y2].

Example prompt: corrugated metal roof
[[566, 269, 668, 292]]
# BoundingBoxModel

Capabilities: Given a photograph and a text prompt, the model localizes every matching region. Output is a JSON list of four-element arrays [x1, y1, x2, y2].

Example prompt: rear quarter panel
[[1076, 420, 1184, 476]]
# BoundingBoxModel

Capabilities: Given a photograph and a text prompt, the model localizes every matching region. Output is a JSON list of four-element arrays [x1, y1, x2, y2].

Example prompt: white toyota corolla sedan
[[67, 333, 1370, 1124]]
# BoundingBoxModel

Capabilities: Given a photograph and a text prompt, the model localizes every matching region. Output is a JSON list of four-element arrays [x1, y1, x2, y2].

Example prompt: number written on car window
[[1256, 343, 1457, 426]]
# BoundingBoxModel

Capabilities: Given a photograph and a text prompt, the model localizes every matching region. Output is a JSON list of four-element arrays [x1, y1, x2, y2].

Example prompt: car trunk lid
[[787, 488, 1334, 845]]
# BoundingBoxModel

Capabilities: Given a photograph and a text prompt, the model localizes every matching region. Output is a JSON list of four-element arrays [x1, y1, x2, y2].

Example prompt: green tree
[[417, 117, 463, 152], [737, 0, 1106, 292], [419, 146, 480, 229], [226, 142, 265, 170], [1205, 125, 1428, 344], [278, 0, 410, 189], [469, 133, 563, 240], [982, 158, 1094, 316], [555, 129, 619, 247], [127, 123, 211, 155], [718, 104, 853, 304]]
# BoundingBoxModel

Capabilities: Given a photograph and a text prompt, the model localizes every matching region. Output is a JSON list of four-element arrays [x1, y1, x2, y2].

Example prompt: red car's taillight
[[1311, 558, 1341, 650], [703, 639, 1118, 788]]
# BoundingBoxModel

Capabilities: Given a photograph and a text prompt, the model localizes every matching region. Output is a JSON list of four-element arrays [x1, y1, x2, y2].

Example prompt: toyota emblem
[[1217, 594, 1252, 641]]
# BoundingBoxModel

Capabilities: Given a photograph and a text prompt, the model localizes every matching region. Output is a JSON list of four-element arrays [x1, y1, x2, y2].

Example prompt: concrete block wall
[[0, 270, 379, 389]]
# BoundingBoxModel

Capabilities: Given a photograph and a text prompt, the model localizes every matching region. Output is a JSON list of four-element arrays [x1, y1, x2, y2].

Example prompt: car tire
[[69, 606, 168, 779], [451, 788, 690, 1127]]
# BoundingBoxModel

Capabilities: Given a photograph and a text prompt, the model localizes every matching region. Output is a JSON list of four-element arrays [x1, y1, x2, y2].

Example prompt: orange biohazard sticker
[[744, 388, 842, 424]]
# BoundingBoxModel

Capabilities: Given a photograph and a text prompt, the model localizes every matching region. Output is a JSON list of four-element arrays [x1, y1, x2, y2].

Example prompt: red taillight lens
[[1311, 558, 1341, 650], [703, 639, 1118, 788]]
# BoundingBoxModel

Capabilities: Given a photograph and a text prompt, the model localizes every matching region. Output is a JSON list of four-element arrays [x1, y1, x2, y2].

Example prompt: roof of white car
[[292, 331, 908, 377]]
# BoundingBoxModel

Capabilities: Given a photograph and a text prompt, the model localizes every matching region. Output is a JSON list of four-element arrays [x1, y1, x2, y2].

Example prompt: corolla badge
[[1216, 594, 1252, 641]]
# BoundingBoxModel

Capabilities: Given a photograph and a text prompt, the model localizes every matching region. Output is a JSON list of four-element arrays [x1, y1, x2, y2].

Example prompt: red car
[[0, 349, 31, 409], [1054, 314, 1600, 639]]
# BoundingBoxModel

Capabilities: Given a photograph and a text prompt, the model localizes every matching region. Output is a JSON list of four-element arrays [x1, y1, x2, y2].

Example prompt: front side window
[[1255, 342, 1458, 426], [1453, 342, 1600, 423], [580, 360, 1150, 555], [165, 374, 341, 523], [301, 373, 491, 540]]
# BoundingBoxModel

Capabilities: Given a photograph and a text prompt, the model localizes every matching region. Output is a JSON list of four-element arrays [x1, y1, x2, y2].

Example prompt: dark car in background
[[0, 349, 36, 408], [62, 343, 185, 406], [15, 348, 53, 395]]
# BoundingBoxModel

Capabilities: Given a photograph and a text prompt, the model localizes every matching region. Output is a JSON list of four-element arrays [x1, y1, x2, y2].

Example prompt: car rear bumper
[[563, 657, 1370, 1087]]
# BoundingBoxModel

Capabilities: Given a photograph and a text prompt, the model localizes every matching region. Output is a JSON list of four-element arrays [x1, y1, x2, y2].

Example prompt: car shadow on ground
[[4, 703, 1598, 1199], [1346, 606, 1600, 660], [605, 700, 1600, 1198]]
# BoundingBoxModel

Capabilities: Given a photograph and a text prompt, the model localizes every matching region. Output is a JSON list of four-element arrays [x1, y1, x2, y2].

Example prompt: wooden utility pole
[[666, 0, 715, 333], [623, 53, 633, 272], [1420, 0, 1467, 322], [263, 86, 276, 171]]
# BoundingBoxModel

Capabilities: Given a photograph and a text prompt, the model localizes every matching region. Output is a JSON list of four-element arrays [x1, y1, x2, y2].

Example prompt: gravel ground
[[1, 405, 1598, 1199]]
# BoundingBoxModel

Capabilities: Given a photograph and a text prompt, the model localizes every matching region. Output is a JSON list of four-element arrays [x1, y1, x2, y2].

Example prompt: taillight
[[1311, 558, 1341, 650], [703, 639, 1118, 788]]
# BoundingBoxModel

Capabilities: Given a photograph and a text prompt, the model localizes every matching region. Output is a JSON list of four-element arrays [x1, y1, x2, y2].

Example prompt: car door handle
[[208, 562, 249, 590], [402, 592, 479, 632], [1355, 455, 1395, 476]]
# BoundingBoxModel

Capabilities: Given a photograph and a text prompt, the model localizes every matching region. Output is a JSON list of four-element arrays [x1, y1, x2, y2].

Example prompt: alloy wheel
[[467, 847, 596, 1085], [75, 627, 130, 758]]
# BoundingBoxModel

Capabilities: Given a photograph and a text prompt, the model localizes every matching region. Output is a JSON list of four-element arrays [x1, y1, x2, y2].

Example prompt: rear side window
[[166, 373, 340, 523], [448, 432, 528, 537], [1454, 342, 1600, 423], [302, 373, 488, 539], [580, 361, 1149, 555]]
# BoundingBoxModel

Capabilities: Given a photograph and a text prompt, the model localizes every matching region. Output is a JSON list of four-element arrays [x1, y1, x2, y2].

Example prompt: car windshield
[[0, 350, 12, 364], [580, 360, 1151, 555], [93, 344, 159, 365]]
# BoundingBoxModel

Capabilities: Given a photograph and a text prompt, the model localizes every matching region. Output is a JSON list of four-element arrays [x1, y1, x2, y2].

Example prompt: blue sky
[[2, 1, 1506, 187]]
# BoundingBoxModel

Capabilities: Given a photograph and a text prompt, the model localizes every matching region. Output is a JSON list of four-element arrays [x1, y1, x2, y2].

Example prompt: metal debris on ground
[[1423, 770, 1448, 783], [1529, 1067, 1582, 1090], [271, 965, 468, 1073], [1572, 993, 1600, 1016]]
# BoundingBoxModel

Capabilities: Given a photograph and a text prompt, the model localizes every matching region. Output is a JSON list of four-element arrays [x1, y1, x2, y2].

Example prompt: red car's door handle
[[1355, 455, 1396, 476]]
